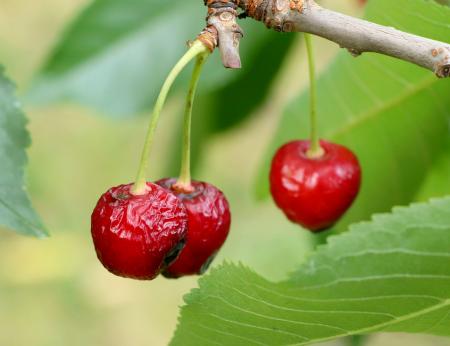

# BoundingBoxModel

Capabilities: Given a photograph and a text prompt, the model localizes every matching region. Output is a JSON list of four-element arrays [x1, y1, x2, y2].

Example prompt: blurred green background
[[0, 0, 449, 345]]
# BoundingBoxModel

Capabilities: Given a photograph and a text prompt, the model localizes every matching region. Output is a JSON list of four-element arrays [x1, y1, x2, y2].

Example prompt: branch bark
[[204, 0, 450, 78], [201, 0, 243, 68]]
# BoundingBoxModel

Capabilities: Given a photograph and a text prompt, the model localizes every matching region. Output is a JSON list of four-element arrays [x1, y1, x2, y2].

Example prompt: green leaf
[[28, 0, 292, 118], [28, 1, 205, 116], [171, 196, 450, 345], [255, 0, 450, 229], [0, 68, 46, 237]]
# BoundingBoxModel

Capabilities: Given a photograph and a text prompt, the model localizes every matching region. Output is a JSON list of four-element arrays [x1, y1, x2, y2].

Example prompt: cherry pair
[[91, 42, 225, 280], [91, 179, 230, 280]]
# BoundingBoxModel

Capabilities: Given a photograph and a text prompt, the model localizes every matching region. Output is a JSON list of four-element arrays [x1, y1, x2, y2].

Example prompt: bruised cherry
[[270, 140, 361, 231], [91, 182, 188, 280], [156, 178, 231, 278]]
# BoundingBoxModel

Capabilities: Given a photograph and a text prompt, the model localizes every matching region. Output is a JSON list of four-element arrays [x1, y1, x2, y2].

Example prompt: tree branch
[[205, 0, 450, 78]]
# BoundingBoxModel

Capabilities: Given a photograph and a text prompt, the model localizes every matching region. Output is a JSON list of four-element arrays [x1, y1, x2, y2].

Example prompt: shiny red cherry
[[156, 178, 231, 278], [270, 140, 361, 231], [91, 182, 188, 280]]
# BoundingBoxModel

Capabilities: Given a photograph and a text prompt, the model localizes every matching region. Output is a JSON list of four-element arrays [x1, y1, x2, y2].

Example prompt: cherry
[[156, 178, 231, 278], [91, 182, 188, 280], [270, 140, 361, 231]]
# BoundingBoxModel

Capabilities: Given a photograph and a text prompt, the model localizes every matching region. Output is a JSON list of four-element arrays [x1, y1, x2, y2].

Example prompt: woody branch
[[200, 0, 450, 78]]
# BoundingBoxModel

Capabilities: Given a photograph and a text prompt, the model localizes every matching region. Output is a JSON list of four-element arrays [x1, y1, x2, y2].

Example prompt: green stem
[[175, 52, 209, 192], [131, 41, 208, 195], [304, 34, 324, 159]]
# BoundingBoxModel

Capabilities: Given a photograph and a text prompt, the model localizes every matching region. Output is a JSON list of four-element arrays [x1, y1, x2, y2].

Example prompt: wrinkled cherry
[[270, 140, 361, 231], [91, 182, 188, 280], [156, 178, 231, 278]]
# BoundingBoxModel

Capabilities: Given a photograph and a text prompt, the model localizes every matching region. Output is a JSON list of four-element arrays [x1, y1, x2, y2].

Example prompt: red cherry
[[270, 140, 361, 231], [156, 178, 231, 278], [91, 182, 188, 280]]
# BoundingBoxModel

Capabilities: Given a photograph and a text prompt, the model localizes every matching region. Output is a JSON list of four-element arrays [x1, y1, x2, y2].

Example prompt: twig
[[203, 0, 244, 68]]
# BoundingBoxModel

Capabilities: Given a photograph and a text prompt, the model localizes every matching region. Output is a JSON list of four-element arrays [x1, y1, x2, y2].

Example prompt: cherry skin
[[91, 182, 188, 280], [270, 140, 361, 231], [156, 178, 231, 278]]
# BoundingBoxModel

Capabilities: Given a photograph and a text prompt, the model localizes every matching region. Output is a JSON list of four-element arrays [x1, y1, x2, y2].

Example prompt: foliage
[[0, 68, 46, 237], [172, 196, 450, 345], [30, 0, 290, 113]]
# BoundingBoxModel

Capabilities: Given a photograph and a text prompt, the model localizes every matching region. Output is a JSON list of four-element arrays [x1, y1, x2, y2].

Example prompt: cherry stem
[[304, 34, 325, 159], [175, 53, 209, 193], [131, 40, 209, 195]]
